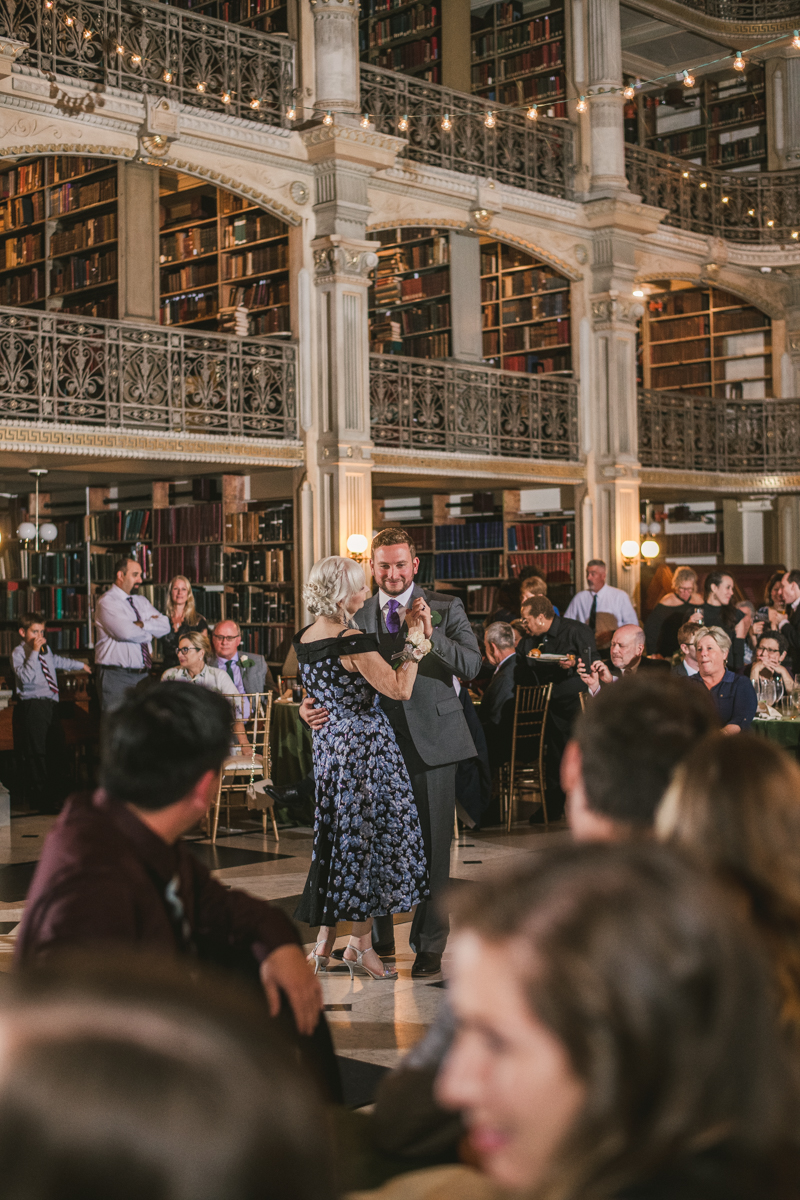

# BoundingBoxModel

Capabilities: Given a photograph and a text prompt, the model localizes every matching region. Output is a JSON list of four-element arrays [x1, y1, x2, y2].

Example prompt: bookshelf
[[470, 0, 566, 118], [359, 0, 442, 83], [168, 0, 287, 35], [639, 66, 766, 170], [368, 227, 451, 359], [639, 282, 772, 399], [479, 237, 571, 375], [0, 156, 119, 318], [159, 171, 290, 336]]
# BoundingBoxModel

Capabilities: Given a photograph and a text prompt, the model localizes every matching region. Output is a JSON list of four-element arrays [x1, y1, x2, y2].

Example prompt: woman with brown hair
[[657, 733, 800, 1044], [644, 565, 702, 656], [161, 575, 209, 670]]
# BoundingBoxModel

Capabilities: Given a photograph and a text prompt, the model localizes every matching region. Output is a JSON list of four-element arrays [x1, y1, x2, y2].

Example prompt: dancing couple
[[294, 528, 482, 980]]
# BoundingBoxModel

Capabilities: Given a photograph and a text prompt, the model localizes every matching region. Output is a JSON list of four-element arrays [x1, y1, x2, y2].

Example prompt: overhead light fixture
[[733, 51, 745, 71], [398, 113, 409, 131], [576, 96, 587, 113], [484, 109, 496, 127], [682, 70, 694, 87]]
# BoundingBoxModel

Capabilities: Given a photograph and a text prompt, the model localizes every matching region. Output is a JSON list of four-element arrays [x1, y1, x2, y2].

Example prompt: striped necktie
[[39, 648, 59, 699], [127, 596, 152, 670]]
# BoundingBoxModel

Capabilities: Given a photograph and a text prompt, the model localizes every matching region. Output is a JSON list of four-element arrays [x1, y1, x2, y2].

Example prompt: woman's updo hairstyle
[[303, 556, 366, 623]]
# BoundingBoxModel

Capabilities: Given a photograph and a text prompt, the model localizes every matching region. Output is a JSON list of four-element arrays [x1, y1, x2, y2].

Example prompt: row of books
[[23, 551, 130, 587], [28, 518, 84, 552], [0, 626, 89, 653], [648, 293, 705, 318], [651, 129, 706, 156], [496, 353, 568, 373], [1, 192, 45, 232], [472, 40, 561, 87], [220, 548, 292, 584], [652, 364, 712, 387], [406, 332, 449, 358], [368, 6, 437, 46], [0, 160, 45, 199], [160, 293, 218, 324], [88, 509, 151, 543], [151, 546, 224, 583], [5, 232, 43, 268], [237, 624, 293, 662], [53, 158, 108, 183], [400, 270, 448, 302], [224, 508, 293, 543], [507, 522, 573, 551], [0, 585, 90, 621], [50, 213, 117, 257], [662, 533, 722, 555], [650, 316, 709, 342], [160, 226, 217, 264], [222, 213, 285, 247], [484, 292, 568, 326], [153, 504, 223, 545], [250, 307, 292, 335], [472, 15, 562, 56], [160, 194, 216, 229], [710, 133, 766, 165], [0, 270, 43, 305], [217, 0, 285, 17], [224, 279, 289, 310], [508, 551, 574, 580], [59, 294, 117, 319], [221, 243, 288, 280], [50, 248, 117, 295], [709, 99, 763, 127], [373, 35, 438, 70], [651, 339, 709, 367], [161, 262, 217, 294], [224, 586, 295, 624], [480, 267, 567, 298], [384, 238, 449, 274], [715, 309, 768, 334], [49, 177, 116, 217], [465, 585, 499, 614], [393, 302, 450, 336], [484, 318, 569, 355], [435, 522, 503, 550], [417, 556, 435, 585], [434, 552, 503, 579]]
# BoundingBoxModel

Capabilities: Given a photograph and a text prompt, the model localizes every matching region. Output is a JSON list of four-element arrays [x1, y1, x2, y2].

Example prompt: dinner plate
[[527, 652, 573, 662]]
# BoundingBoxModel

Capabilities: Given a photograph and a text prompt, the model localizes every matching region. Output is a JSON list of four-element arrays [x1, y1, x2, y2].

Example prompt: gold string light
[[576, 95, 587, 113], [221, 91, 232, 104], [441, 112, 452, 131], [484, 109, 496, 128], [286, 104, 296, 121], [360, 112, 371, 128], [322, 110, 333, 125], [793, 30, 800, 50], [733, 51, 745, 71], [682, 69, 694, 87], [163, 69, 172, 82], [397, 113, 409, 132], [526, 105, 538, 120]]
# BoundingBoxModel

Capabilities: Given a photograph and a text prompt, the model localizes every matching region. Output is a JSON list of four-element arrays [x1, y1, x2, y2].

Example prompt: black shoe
[[330, 941, 396, 962], [411, 951, 442, 978], [262, 783, 304, 808]]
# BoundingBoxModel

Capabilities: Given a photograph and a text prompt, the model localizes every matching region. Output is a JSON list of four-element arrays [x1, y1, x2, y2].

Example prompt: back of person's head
[[448, 842, 800, 1199], [658, 733, 800, 1039], [572, 674, 717, 830], [520, 576, 548, 597], [302, 556, 365, 621], [676, 621, 700, 648], [786, 568, 800, 590], [0, 958, 331, 1200], [484, 621, 515, 651], [99, 683, 232, 810], [521, 595, 554, 621], [518, 565, 546, 585]]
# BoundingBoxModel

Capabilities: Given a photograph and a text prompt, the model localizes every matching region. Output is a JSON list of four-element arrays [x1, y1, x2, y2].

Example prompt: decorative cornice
[[372, 446, 585, 481], [312, 235, 379, 283], [640, 466, 800, 494], [620, 0, 797, 43], [0, 422, 304, 466]]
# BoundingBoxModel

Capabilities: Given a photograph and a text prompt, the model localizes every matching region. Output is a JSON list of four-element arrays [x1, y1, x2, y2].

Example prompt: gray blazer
[[480, 653, 516, 728], [355, 585, 482, 768], [239, 652, 276, 696]]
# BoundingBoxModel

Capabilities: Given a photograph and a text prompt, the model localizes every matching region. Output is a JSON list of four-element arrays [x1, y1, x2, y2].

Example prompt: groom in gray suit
[[303, 528, 482, 976]]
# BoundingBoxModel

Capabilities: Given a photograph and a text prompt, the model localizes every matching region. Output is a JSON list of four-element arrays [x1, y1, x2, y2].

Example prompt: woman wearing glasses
[[162, 631, 249, 746]]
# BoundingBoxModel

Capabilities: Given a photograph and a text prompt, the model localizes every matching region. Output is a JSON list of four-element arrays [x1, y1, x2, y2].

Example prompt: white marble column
[[309, 0, 360, 115], [585, 0, 627, 196]]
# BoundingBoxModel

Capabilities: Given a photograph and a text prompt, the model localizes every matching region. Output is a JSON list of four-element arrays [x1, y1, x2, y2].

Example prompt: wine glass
[[761, 678, 777, 710]]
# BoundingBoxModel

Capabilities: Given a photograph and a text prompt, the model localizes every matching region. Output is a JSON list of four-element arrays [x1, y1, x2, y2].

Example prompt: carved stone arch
[[632, 270, 782, 323]]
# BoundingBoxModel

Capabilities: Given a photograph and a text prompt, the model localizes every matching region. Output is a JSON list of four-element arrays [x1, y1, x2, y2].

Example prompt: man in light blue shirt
[[94, 557, 170, 712], [12, 612, 90, 812], [564, 559, 639, 638]]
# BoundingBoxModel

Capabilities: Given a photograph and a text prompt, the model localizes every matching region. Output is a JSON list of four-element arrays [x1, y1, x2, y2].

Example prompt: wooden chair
[[578, 690, 589, 712], [503, 684, 552, 832], [211, 692, 277, 843]]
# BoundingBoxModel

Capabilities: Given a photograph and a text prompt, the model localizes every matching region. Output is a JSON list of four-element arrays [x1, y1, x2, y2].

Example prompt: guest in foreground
[[14, 684, 329, 1081], [160, 574, 209, 670], [658, 734, 800, 1046], [295, 555, 428, 982], [12, 612, 91, 813], [562, 674, 717, 842], [692, 626, 758, 732], [94, 557, 170, 712], [437, 843, 800, 1199]]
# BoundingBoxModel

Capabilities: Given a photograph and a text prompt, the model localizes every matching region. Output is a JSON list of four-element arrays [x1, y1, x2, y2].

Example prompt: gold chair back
[[505, 683, 552, 832], [211, 691, 276, 843]]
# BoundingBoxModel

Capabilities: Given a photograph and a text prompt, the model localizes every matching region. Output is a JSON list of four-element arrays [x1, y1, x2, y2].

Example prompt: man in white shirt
[[564, 559, 639, 633], [94, 557, 170, 712]]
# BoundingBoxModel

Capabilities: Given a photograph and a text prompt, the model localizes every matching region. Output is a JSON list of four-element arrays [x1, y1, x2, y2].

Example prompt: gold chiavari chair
[[503, 684, 552, 832], [211, 692, 278, 843]]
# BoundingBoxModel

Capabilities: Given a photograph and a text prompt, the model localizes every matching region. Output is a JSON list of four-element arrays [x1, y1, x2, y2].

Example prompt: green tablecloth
[[271, 701, 313, 787], [752, 717, 800, 751]]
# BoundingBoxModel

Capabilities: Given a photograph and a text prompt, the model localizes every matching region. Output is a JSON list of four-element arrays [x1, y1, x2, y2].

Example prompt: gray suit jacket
[[239, 652, 276, 696], [480, 654, 516, 728], [355, 585, 482, 768]]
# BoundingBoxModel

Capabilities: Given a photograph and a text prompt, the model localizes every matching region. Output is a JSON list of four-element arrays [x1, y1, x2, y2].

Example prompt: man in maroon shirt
[[16, 683, 323, 1041]]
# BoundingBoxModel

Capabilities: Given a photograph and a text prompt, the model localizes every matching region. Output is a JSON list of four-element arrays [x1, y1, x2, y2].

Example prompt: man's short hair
[[758, 631, 789, 655], [213, 620, 241, 638], [520, 576, 548, 597], [370, 527, 417, 560], [573, 675, 717, 828], [518, 565, 546, 584], [485, 621, 515, 650], [113, 556, 138, 580], [616, 625, 645, 651], [676, 622, 700, 648], [100, 683, 232, 810], [587, 559, 606, 570], [521, 595, 555, 621], [785, 569, 800, 588], [20, 612, 45, 632]]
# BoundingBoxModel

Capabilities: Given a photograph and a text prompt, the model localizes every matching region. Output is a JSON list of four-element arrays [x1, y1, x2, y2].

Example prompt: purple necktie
[[128, 596, 152, 670], [386, 599, 401, 635]]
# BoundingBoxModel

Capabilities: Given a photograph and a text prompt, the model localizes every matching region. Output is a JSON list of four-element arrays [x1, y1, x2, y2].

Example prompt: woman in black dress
[[160, 575, 209, 670], [644, 566, 701, 655]]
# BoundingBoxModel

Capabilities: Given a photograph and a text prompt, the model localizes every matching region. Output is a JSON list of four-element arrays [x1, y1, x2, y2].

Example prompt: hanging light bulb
[[793, 30, 800, 50], [682, 170, 690, 178], [322, 110, 333, 126], [792, 231, 799, 239], [484, 109, 496, 128], [82, 27, 92, 38], [733, 51, 745, 72], [748, 207, 755, 216], [116, 42, 125, 54], [699, 180, 708, 189], [249, 97, 260, 109], [623, 84, 634, 99], [131, 53, 141, 64], [286, 104, 296, 121], [682, 70, 695, 87], [64, 13, 73, 23], [221, 90, 232, 104], [360, 112, 371, 128], [441, 112, 452, 131], [767, 219, 775, 227], [397, 113, 409, 132], [44, 1, 53, 8], [576, 95, 587, 113], [163, 68, 173, 82], [526, 104, 538, 121], [196, 80, 207, 93], [721, 195, 729, 203]]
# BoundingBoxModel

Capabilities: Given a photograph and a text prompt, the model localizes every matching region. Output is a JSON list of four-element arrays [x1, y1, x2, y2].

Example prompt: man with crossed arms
[[94, 557, 169, 713]]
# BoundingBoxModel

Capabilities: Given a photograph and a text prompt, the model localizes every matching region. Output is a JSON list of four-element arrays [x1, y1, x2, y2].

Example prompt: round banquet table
[[752, 717, 800, 755]]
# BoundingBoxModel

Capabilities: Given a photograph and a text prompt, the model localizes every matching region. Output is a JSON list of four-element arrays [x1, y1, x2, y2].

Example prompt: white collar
[[379, 583, 415, 610], [588, 583, 607, 596], [684, 660, 699, 675]]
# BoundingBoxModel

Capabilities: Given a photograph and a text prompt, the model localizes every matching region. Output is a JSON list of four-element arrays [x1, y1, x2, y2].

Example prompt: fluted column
[[309, 0, 359, 115], [769, 53, 800, 170], [585, 0, 627, 195]]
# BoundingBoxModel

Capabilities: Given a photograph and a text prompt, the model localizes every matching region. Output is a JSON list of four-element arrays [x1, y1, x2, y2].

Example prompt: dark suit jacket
[[479, 654, 516, 770], [782, 603, 800, 672], [355, 585, 482, 768]]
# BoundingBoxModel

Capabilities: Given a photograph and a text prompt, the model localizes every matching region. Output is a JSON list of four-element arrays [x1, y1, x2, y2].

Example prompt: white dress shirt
[[12, 643, 86, 700], [94, 585, 170, 668], [565, 583, 639, 629], [683, 660, 699, 676], [161, 663, 241, 700]]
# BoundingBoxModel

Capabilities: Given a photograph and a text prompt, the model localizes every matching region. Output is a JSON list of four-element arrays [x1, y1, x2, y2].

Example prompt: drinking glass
[[761, 679, 777, 710]]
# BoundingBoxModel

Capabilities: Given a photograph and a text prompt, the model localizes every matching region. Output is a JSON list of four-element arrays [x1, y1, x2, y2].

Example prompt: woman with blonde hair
[[294, 556, 428, 982], [644, 565, 702, 656], [658, 733, 800, 1044], [161, 575, 209, 670], [161, 630, 249, 747]]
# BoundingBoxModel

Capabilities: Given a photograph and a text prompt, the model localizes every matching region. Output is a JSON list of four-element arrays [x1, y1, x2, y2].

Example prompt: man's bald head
[[211, 620, 242, 661], [610, 624, 645, 672]]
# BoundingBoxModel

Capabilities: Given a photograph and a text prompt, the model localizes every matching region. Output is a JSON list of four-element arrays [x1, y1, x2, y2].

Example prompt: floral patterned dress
[[293, 629, 428, 926]]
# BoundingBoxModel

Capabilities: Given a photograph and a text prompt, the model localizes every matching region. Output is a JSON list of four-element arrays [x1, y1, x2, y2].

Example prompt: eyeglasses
[[214, 635, 239, 642], [176, 646, 196, 656]]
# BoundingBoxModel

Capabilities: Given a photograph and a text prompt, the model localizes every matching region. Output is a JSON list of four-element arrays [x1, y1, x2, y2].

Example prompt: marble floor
[[0, 810, 571, 1101]]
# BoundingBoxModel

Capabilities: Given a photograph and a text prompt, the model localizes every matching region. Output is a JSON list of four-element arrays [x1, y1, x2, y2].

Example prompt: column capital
[[591, 295, 644, 330], [311, 234, 379, 285]]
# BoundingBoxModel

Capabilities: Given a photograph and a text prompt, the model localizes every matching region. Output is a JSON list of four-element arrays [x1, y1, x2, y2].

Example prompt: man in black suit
[[480, 621, 517, 771], [515, 595, 599, 821], [772, 570, 800, 673], [576, 625, 668, 694]]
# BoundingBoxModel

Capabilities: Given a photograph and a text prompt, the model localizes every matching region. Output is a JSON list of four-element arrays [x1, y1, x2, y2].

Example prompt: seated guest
[[162, 632, 249, 746], [771, 570, 800, 673], [14, 685, 331, 1084], [484, 579, 520, 627], [480, 622, 517, 770], [692, 626, 757, 733], [510, 619, 526, 647], [561, 674, 716, 842], [11, 612, 91, 813], [519, 574, 560, 616], [212, 619, 277, 699], [576, 624, 668, 695], [672, 620, 701, 677], [749, 631, 794, 694], [658, 733, 800, 1045], [437, 842, 800, 1199], [515, 596, 599, 821], [160, 574, 209, 671], [738, 599, 757, 666], [644, 565, 702, 656]]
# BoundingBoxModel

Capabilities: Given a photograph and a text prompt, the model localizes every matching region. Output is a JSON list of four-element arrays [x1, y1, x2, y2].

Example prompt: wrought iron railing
[[0, 307, 297, 439], [681, 0, 797, 17], [370, 353, 579, 460], [625, 145, 800, 245], [361, 64, 574, 200], [1, 0, 295, 128], [638, 387, 800, 473]]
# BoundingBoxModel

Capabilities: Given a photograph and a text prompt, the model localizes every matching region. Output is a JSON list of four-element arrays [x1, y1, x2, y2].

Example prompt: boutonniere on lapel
[[238, 656, 254, 670], [430, 611, 442, 627]]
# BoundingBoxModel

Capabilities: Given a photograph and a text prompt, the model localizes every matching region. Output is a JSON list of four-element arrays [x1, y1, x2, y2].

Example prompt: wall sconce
[[620, 539, 660, 569], [346, 533, 369, 562]]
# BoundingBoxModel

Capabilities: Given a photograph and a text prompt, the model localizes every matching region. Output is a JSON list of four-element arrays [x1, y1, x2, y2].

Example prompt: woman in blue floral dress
[[294, 556, 428, 981]]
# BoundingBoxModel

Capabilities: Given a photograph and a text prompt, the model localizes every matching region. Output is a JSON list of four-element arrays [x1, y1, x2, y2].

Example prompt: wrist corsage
[[392, 627, 433, 670]]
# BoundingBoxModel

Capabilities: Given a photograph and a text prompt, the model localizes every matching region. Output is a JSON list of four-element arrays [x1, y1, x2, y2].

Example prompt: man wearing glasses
[[211, 621, 277, 716]]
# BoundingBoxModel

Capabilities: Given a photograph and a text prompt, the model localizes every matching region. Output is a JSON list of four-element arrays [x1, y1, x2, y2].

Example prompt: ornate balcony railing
[[625, 145, 800, 245], [0, 307, 297, 439], [1, 0, 295, 128], [681, 0, 797, 18], [370, 353, 579, 460], [361, 64, 574, 200], [638, 387, 800, 473]]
